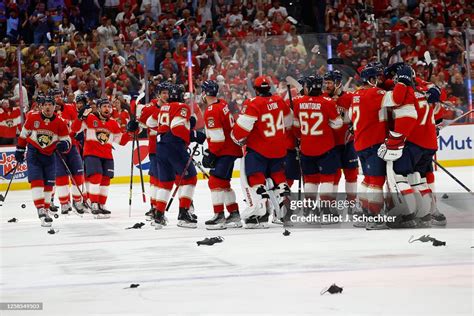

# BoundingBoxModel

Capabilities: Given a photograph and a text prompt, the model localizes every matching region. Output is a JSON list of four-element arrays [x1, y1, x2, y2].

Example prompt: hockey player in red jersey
[[15, 96, 71, 227], [152, 84, 206, 229], [377, 64, 419, 228], [293, 75, 343, 219], [140, 82, 169, 220], [350, 65, 393, 226], [323, 70, 358, 209], [79, 98, 133, 218], [51, 89, 87, 215], [200, 80, 243, 229], [231, 76, 293, 228]]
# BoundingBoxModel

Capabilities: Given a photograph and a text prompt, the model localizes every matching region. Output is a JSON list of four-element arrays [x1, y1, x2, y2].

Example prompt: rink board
[[1, 123, 472, 191]]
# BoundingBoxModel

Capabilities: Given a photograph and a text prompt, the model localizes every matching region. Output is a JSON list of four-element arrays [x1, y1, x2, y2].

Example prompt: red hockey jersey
[[83, 113, 131, 159], [56, 103, 82, 146], [0, 107, 21, 138], [351, 87, 391, 152], [18, 112, 70, 155], [233, 95, 292, 159], [204, 99, 242, 157], [293, 95, 342, 156], [323, 91, 353, 146], [140, 103, 161, 154], [407, 84, 438, 150], [156, 102, 191, 144]]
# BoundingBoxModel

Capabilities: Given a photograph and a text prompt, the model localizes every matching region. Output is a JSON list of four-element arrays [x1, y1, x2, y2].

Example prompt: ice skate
[[177, 207, 197, 228], [72, 201, 86, 215], [431, 209, 447, 226], [415, 214, 432, 228], [154, 211, 166, 230], [225, 211, 243, 228], [61, 202, 72, 215], [99, 204, 111, 219], [38, 208, 53, 227], [245, 212, 269, 229], [145, 207, 155, 221], [91, 203, 103, 219], [205, 212, 226, 230]]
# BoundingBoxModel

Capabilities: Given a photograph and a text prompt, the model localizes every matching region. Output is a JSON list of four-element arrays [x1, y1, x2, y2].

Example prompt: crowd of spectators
[[0, 0, 472, 137]]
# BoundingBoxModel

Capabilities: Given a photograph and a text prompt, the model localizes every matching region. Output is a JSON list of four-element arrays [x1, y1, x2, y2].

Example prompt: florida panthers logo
[[96, 128, 110, 144], [6, 120, 13, 128], [36, 130, 54, 148]]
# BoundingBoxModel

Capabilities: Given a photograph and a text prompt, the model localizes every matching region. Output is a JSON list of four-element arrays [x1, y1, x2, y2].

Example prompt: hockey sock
[[99, 176, 110, 205], [319, 174, 335, 201], [343, 168, 358, 201], [303, 174, 320, 200], [44, 185, 53, 209], [71, 174, 85, 202], [224, 188, 239, 212], [156, 180, 174, 212], [367, 176, 385, 215], [87, 173, 102, 204], [178, 176, 197, 209], [56, 175, 71, 205], [359, 177, 370, 212], [248, 172, 266, 187], [208, 176, 228, 213], [150, 176, 158, 209], [270, 170, 286, 186], [31, 180, 45, 209]]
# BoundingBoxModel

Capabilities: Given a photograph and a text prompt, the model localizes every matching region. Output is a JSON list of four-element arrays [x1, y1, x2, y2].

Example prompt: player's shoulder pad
[[322, 96, 333, 101]]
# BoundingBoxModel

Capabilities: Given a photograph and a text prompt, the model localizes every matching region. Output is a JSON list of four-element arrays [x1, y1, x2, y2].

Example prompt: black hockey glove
[[426, 86, 441, 104], [15, 146, 26, 163], [127, 120, 139, 132], [190, 116, 197, 130], [56, 140, 70, 153], [190, 130, 206, 144], [78, 104, 92, 120], [396, 64, 413, 86], [202, 149, 217, 168]]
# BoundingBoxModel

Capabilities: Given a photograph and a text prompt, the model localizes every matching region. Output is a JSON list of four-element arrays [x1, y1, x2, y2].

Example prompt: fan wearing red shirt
[[79, 98, 133, 218], [0, 99, 21, 145], [15, 96, 71, 227], [323, 70, 358, 207], [52, 89, 87, 215], [231, 76, 293, 228], [200, 80, 243, 230], [293, 75, 343, 217]]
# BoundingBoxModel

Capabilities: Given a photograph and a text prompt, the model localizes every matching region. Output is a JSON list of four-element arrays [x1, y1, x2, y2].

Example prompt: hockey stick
[[285, 82, 302, 201], [128, 129, 136, 217], [134, 135, 147, 203], [165, 144, 200, 212], [0, 163, 19, 206], [432, 159, 472, 193], [192, 159, 210, 179], [384, 44, 406, 66], [55, 151, 90, 209], [436, 110, 473, 133], [424, 51, 434, 81]]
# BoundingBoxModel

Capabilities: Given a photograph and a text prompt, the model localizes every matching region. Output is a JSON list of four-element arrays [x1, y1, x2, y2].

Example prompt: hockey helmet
[[168, 84, 185, 102], [305, 75, 324, 92], [360, 65, 379, 83], [76, 94, 87, 104], [323, 70, 343, 83], [201, 80, 219, 97]]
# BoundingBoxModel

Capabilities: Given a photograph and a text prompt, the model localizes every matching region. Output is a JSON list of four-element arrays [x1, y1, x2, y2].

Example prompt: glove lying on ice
[[377, 131, 405, 161], [202, 149, 217, 168]]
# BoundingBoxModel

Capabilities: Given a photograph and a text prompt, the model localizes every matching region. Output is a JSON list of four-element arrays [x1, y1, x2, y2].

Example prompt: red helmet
[[254, 76, 270, 88]]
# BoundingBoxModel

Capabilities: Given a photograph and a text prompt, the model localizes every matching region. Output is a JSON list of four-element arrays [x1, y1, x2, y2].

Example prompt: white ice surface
[[0, 167, 473, 315]]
